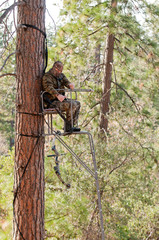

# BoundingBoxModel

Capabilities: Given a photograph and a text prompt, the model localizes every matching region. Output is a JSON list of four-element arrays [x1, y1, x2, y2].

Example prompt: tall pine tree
[[14, 0, 45, 238]]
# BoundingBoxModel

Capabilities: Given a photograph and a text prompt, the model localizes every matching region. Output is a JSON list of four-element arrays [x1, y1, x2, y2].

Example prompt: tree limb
[[88, 24, 108, 37], [82, 112, 99, 127], [111, 80, 140, 113], [0, 1, 25, 24], [0, 0, 8, 9], [125, 32, 148, 55], [115, 37, 133, 53], [46, 8, 57, 36], [0, 73, 16, 78], [0, 51, 16, 72], [109, 151, 134, 175], [82, 63, 104, 83]]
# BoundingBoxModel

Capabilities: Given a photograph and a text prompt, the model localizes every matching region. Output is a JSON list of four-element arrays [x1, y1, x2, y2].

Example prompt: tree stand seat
[[41, 89, 93, 135]]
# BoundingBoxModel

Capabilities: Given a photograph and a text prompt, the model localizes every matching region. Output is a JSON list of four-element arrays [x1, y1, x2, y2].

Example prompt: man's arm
[[62, 74, 75, 90]]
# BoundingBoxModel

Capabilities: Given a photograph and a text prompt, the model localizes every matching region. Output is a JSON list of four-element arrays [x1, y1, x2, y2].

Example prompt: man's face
[[53, 64, 63, 77]]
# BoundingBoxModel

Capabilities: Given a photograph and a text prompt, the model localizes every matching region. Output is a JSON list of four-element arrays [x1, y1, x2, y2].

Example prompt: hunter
[[42, 61, 81, 132]]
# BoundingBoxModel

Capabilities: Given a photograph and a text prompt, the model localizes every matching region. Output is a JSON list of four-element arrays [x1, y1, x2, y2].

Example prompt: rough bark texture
[[14, 0, 45, 239], [99, 0, 117, 135], [99, 34, 114, 133]]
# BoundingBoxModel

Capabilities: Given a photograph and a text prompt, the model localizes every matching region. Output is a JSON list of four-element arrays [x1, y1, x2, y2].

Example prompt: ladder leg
[[87, 133, 105, 240], [51, 114, 53, 134], [47, 114, 50, 135]]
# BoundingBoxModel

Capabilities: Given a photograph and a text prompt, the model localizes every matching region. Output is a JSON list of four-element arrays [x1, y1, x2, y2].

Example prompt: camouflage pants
[[50, 99, 81, 126]]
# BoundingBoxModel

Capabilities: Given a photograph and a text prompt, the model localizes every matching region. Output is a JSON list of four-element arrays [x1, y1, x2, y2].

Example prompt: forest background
[[0, 0, 159, 239]]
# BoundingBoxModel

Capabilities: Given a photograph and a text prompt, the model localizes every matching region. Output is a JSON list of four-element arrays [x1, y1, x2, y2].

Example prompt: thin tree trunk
[[99, 0, 117, 135], [14, 0, 45, 239], [99, 34, 114, 133]]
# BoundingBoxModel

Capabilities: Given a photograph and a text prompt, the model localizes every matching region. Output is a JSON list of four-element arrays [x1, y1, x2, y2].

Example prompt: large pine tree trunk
[[14, 0, 45, 239], [99, 0, 117, 135]]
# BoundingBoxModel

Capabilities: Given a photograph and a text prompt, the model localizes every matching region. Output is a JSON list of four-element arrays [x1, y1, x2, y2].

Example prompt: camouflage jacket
[[42, 69, 71, 101]]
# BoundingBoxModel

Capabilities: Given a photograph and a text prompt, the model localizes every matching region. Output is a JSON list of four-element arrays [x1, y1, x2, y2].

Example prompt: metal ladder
[[56, 131, 105, 240]]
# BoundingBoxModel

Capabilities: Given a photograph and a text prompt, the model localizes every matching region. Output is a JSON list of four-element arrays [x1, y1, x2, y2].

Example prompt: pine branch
[[115, 37, 133, 53], [125, 32, 148, 54]]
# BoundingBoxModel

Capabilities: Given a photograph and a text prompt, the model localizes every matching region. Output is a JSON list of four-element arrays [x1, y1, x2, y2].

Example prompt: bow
[[47, 139, 70, 188]]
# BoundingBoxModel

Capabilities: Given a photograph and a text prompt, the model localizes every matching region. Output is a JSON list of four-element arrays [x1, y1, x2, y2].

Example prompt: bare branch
[[111, 80, 140, 113], [82, 112, 99, 127], [46, 8, 57, 36], [117, 120, 144, 149], [109, 151, 135, 175], [2, 19, 16, 50], [0, 1, 25, 24], [0, 73, 16, 78], [13, 0, 18, 31], [0, 0, 8, 8], [88, 24, 108, 37], [0, 51, 16, 72], [90, 101, 100, 109], [82, 63, 104, 83]]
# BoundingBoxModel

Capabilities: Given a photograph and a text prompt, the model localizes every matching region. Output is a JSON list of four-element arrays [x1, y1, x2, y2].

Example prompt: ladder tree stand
[[41, 89, 105, 240]]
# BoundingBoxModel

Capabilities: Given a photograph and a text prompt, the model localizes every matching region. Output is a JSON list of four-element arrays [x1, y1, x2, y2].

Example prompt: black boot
[[64, 121, 72, 133], [71, 127, 81, 132], [64, 121, 80, 133]]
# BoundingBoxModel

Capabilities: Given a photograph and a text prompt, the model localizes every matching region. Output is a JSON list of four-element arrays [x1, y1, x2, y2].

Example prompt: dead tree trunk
[[99, 0, 117, 135], [14, 0, 45, 239]]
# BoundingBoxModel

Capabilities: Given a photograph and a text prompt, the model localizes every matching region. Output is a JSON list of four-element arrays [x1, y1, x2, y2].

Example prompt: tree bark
[[14, 0, 45, 239], [99, 34, 114, 133], [99, 0, 117, 135]]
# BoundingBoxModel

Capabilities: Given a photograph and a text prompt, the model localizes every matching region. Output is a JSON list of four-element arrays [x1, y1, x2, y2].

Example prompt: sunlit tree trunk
[[14, 0, 45, 239], [99, 0, 117, 135]]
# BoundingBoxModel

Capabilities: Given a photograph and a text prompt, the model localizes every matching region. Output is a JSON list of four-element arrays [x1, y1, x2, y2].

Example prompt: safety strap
[[20, 24, 48, 73]]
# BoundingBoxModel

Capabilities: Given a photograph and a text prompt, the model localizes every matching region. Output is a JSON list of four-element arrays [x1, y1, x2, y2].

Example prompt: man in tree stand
[[42, 61, 81, 132]]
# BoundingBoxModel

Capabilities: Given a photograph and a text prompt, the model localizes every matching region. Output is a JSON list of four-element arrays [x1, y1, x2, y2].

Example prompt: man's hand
[[56, 94, 66, 102], [69, 83, 75, 90]]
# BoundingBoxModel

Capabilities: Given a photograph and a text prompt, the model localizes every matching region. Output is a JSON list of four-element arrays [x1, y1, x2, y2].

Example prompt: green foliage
[[44, 138, 95, 239], [0, 152, 14, 239], [42, 0, 159, 238], [0, 1, 16, 150]]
